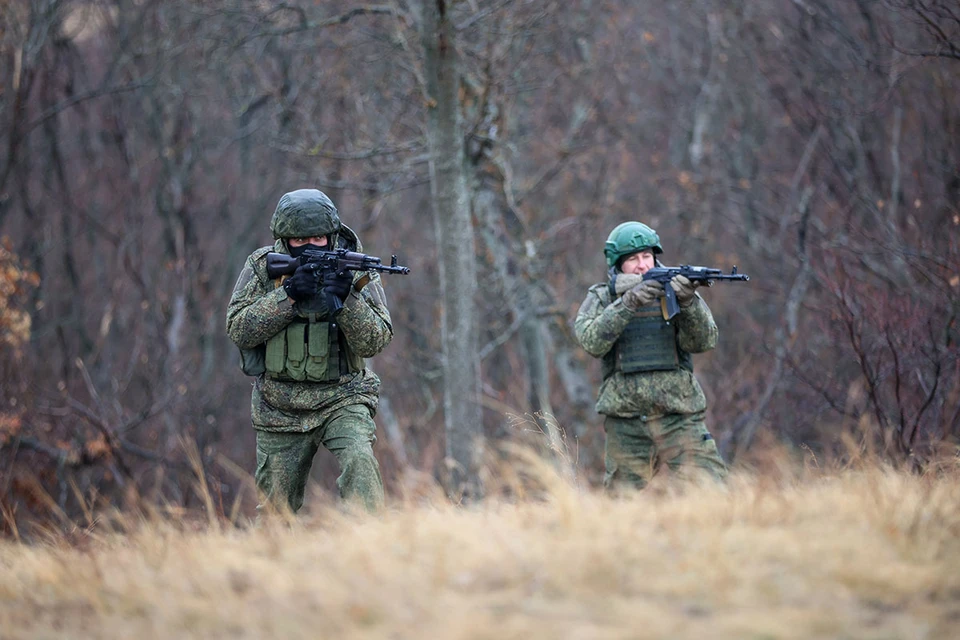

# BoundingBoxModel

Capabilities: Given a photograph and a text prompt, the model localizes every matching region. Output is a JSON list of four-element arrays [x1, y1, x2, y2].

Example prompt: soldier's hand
[[613, 273, 646, 297], [282, 264, 319, 301], [622, 280, 663, 311], [322, 269, 353, 302], [670, 274, 700, 308]]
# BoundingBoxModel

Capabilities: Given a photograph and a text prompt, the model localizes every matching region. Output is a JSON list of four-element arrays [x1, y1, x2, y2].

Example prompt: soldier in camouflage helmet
[[574, 222, 727, 491], [227, 189, 393, 515]]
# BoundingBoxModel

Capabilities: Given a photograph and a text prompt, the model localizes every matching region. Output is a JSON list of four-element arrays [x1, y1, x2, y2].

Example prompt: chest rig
[[264, 283, 361, 382], [606, 281, 692, 374]]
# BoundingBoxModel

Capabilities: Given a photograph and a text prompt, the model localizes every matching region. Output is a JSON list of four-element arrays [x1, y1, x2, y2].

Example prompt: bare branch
[[455, 0, 516, 31], [883, 325, 907, 449], [24, 79, 154, 135], [903, 49, 960, 60], [271, 139, 426, 161], [232, 5, 402, 46]]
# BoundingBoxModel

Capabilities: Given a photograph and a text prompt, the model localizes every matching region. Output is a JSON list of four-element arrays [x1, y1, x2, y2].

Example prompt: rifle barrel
[[713, 274, 750, 281]]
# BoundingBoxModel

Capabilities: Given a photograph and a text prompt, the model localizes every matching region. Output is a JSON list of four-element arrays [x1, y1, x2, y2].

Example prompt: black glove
[[322, 269, 353, 302], [282, 264, 318, 301]]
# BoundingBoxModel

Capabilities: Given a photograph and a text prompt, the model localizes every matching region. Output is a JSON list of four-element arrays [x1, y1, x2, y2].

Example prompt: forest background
[[1, 0, 958, 530]]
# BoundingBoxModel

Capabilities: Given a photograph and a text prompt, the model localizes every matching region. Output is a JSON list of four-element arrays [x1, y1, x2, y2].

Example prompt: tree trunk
[[419, 0, 483, 499]]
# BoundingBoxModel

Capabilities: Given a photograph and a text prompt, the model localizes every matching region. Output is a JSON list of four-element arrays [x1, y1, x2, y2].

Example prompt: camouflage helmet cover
[[270, 189, 341, 240], [604, 221, 663, 268]]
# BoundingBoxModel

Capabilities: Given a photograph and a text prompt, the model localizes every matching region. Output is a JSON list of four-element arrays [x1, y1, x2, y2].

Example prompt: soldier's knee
[[604, 459, 650, 492], [336, 445, 384, 508], [338, 443, 379, 471], [685, 442, 728, 483]]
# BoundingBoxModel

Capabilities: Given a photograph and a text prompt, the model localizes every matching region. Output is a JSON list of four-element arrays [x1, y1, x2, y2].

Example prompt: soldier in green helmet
[[226, 189, 392, 515], [574, 222, 728, 490]]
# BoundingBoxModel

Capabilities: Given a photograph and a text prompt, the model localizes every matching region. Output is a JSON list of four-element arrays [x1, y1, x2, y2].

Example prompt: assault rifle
[[266, 248, 410, 314], [615, 265, 750, 320]]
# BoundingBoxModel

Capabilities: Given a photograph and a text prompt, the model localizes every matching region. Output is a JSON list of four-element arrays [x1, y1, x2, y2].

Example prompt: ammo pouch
[[615, 306, 692, 374], [265, 320, 347, 382]]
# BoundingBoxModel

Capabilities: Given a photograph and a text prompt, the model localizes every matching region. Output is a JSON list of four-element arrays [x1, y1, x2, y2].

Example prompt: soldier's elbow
[[684, 336, 717, 354], [227, 322, 261, 350], [580, 340, 610, 358], [232, 334, 261, 350], [704, 328, 719, 351], [352, 330, 392, 358], [353, 344, 383, 358]]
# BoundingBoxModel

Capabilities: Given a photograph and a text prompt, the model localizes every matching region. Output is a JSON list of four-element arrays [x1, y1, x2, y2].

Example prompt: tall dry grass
[[1, 450, 959, 639]]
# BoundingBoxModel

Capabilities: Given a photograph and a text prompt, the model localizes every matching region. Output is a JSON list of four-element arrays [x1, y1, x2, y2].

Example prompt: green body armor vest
[[614, 305, 692, 374]]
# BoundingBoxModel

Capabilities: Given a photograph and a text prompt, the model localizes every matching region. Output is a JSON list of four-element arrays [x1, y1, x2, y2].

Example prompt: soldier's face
[[621, 250, 655, 275], [288, 235, 329, 248]]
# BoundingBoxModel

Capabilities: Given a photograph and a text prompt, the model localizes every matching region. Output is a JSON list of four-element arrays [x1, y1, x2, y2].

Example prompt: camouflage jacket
[[574, 283, 717, 419], [226, 226, 393, 431]]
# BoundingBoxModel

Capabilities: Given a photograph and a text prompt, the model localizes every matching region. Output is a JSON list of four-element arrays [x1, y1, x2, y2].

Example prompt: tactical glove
[[322, 269, 354, 302], [670, 274, 700, 308], [282, 264, 319, 301], [613, 273, 646, 297], [622, 280, 663, 311]]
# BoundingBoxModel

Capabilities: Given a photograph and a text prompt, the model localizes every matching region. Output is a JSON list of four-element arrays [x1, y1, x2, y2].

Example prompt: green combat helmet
[[604, 221, 663, 268], [270, 189, 341, 244]]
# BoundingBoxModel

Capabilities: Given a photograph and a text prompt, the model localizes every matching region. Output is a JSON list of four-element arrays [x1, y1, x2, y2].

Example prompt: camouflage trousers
[[255, 404, 385, 515], [603, 411, 727, 491]]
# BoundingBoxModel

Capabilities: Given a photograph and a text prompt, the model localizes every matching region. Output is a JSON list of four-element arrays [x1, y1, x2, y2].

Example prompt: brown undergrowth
[[1, 449, 959, 639]]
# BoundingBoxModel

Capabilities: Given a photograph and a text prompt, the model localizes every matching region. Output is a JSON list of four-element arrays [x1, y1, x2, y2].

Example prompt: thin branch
[[271, 139, 425, 161], [233, 5, 400, 46], [913, 2, 960, 55], [24, 79, 154, 135], [9, 436, 76, 463], [71, 360, 133, 478], [784, 351, 850, 416], [479, 313, 524, 360], [8, 430, 189, 472], [907, 320, 945, 449], [313, 176, 429, 193], [455, 0, 516, 31], [883, 325, 907, 449], [514, 146, 586, 206], [903, 49, 960, 60], [843, 300, 891, 442]]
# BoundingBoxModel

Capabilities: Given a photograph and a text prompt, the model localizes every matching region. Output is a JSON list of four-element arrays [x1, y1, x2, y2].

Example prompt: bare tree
[[417, 0, 483, 498]]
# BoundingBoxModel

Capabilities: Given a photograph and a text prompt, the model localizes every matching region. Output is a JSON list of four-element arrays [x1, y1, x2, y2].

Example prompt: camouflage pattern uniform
[[226, 190, 392, 513], [575, 223, 727, 491]]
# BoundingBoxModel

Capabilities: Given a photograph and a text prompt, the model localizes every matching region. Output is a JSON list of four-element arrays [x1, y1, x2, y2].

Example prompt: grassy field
[[1, 457, 959, 639]]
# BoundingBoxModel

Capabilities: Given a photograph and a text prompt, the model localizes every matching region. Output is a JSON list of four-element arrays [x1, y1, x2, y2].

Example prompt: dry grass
[[2, 454, 960, 639]]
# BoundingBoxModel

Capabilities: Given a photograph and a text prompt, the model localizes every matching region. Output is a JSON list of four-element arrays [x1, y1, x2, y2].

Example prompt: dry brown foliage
[[1, 453, 959, 639]]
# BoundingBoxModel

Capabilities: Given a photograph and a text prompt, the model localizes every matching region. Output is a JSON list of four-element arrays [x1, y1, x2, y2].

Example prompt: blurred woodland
[[0, 0, 958, 531]]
